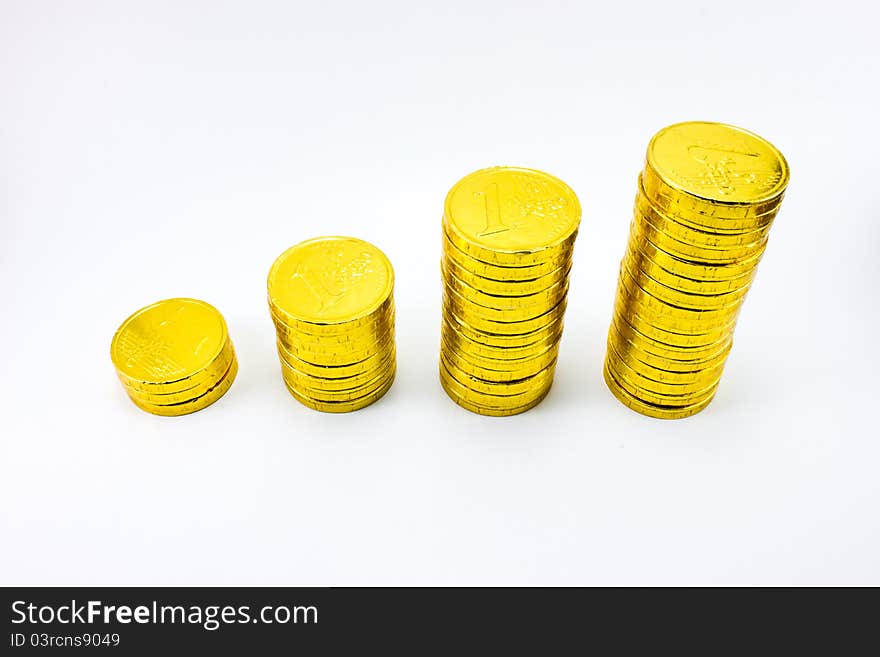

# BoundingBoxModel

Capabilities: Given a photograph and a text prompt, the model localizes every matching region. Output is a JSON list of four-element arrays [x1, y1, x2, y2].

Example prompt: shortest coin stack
[[110, 298, 238, 416], [268, 236, 396, 413]]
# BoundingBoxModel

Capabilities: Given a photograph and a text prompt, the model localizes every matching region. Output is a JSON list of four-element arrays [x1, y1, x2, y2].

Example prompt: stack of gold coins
[[440, 167, 581, 416], [605, 121, 789, 419], [110, 298, 238, 416], [268, 236, 396, 413]]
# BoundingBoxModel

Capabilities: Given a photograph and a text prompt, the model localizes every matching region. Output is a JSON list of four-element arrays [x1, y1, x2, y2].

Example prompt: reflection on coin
[[444, 167, 581, 263], [605, 121, 788, 419], [268, 236, 397, 413], [110, 298, 238, 416], [439, 167, 581, 415], [646, 121, 789, 206]]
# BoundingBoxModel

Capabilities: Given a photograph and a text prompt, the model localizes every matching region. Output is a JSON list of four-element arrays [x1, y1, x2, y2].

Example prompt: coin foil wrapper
[[267, 236, 396, 413], [439, 166, 582, 416], [604, 121, 789, 419], [110, 298, 238, 416]]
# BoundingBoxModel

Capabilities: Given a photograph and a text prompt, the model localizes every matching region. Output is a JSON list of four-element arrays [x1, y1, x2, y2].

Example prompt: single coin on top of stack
[[110, 298, 238, 416], [440, 166, 582, 416], [605, 121, 789, 419], [268, 236, 396, 413]]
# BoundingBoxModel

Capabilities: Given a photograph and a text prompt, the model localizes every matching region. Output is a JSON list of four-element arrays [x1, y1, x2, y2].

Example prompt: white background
[[2, 0, 878, 586]]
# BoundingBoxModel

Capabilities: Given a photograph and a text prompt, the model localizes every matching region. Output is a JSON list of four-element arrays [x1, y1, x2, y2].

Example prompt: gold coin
[[280, 353, 395, 393], [613, 295, 735, 347], [122, 348, 237, 404], [603, 365, 714, 420], [441, 332, 559, 374], [441, 317, 561, 360], [277, 339, 394, 379], [642, 167, 784, 230], [442, 229, 573, 281], [625, 250, 755, 299], [283, 363, 395, 403], [630, 226, 767, 282], [276, 337, 394, 374], [127, 357, 238, 417], [615, 299, 738, 348], [639, 174, 783, 233], [443, 167, 581, 265], [442, 337, 559, 382], [442, 281, 569, 324], [282, 370, 395, 413], [609, 319, 732, 370], [116, 337, 236, 396], [645, 121, 789, 208], [271, 301, 394, 339], [443, 304, 564, 349], [441, 251, 572, 297], [439, 373, 551, 416], [441, 344, 559, 383], [635, 180, 776, 242], [440, 352, 556, 396], [618, 267, 744, 325], [443, 292, 567, 336], [276, 325, 395, 365], [605, 355, 719, 406], [111, 297, 233, 390], [267, 236, 394, 329], [625, 245, 757, 295], [621, 254, 752, 311], [442, 262, 569, 309], [439, 359, 553, 408], [606, 335, 726, 386], [607, 339, 725, 391], [632, 208, 769, 265], [442, 312, 561, 354], [269, 294, 395, 340], [635, 194, 772, 258]]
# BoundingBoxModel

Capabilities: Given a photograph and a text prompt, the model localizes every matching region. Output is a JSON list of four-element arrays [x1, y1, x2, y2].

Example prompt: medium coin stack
[[268, 236, 396, 413], [110, 298, 238, 416], [440, 167, 581, 416], [605, 121, 789, 419]]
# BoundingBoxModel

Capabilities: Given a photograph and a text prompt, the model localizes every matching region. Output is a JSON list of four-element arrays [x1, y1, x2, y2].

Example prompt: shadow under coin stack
[[268, 236, 396, 412], [110, 298, 238, 416], [440, 167, 581, 416], [605, 121, 789, 419]]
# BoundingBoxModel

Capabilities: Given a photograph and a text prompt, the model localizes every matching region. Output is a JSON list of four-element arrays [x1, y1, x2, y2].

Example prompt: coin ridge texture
[[444, 167, 581, 256], [111, 298, 229, 384], [605, 121, 788, 419], [110, 298, 237, 415], [267, 236, 394, 325], [268, 236, 397, 413], [646, 121, 789, 205], [439, 166, 581, 416]]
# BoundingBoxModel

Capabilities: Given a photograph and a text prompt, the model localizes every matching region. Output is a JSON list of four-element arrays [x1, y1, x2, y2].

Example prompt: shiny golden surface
[[439, 166, 581, 415], [111, 298, 237, 415], [268, 236, 394, 326], [605, 121, 788, 419], [282, 372, 396, 413], [443, 228, 573, 280], [268, 236, 396, 412], [646, 121, 789, 205], [604, 365, 715, 420], [443, 167, 581, 263], [127, 358, 238, 417], [111, 298, 228, 385]]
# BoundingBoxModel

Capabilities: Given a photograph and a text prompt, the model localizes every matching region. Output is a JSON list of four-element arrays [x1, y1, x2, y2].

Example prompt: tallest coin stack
[[440, 167, 581, 416], [605, 121, 789, 418]]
